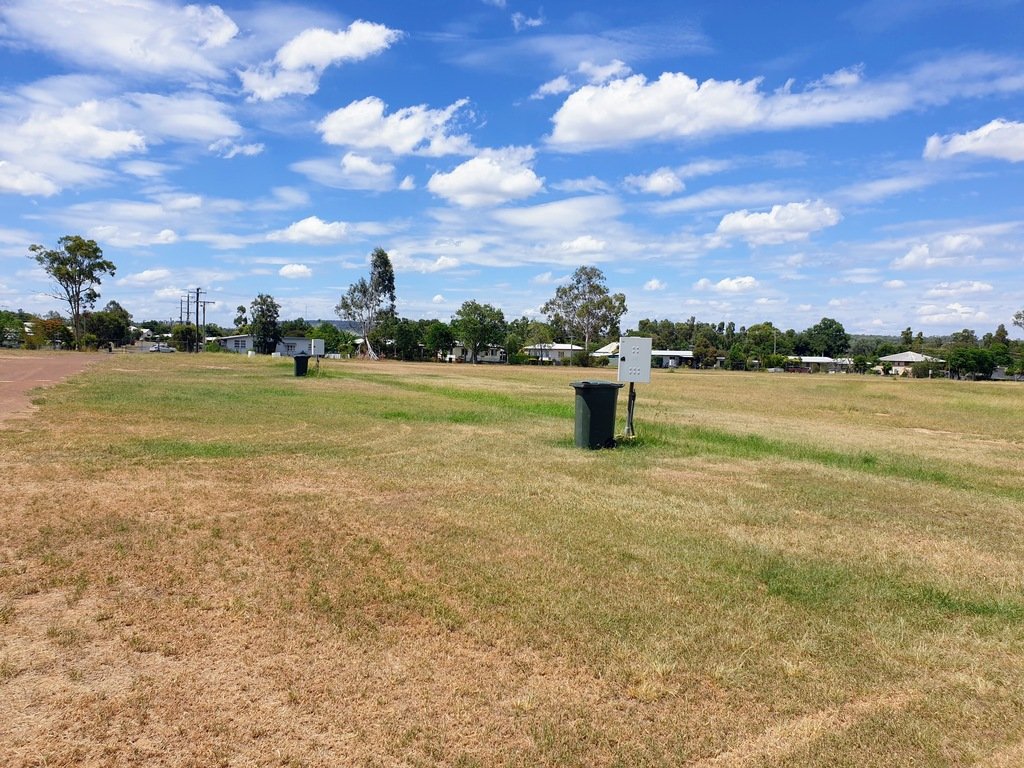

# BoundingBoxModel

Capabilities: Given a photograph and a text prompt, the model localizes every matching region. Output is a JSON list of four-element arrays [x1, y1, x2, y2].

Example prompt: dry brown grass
[[1, 354, 1022, 766]]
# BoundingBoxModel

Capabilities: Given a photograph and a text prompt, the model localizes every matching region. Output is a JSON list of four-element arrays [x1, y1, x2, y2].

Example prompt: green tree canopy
[[249, 293, 282, 354], [541, 266, 627, 352], [336, 247, 395, 359], [29, 235, 115, 350], [453, 300, 506, 363], [805, 317, 850, 358], [423, 321, 455, 360]]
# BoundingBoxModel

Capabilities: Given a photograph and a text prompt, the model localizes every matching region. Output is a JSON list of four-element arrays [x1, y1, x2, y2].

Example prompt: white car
[[149, 343, 176, 353]]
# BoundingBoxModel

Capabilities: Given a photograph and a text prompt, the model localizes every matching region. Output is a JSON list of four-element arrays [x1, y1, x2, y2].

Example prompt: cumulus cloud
[[432, 294, 446, 304], [531, 75, 572, 100], [279, 263, 312, 279], [694, 276, 759, 292], [891, 233, 982, 269], [0, 0, 238, 79], [578, 59, 631, 84], [644, 278, 666, 291], [117, 268, 172, 286], [240, 21, 402, 101], [267, 216, 350, 244], [917, 302, 988, 325], [491, 195, 622, 235], [716, 200, 841, 245], [624, 167, 684, 196], [924, 118, 1024, 163], [0, 160, 60, 196], [653, 183, 802, 214], [89, 225, 178, 247], [560, 235, 606, 253], [549, 55, 1024, 150], [318, 97, 473, 157], [427, 146, 544, 207], [925, 280, 993, 297]]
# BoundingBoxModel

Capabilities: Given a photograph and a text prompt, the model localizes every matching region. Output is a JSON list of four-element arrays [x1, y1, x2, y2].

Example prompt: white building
[[878, 351, 945, 375], [523, 342, 582, 364], [216, 335, 316, 356]]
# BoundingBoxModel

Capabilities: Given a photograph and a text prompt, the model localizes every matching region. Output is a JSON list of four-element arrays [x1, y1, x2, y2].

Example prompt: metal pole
[[622, 382, 630, 442]]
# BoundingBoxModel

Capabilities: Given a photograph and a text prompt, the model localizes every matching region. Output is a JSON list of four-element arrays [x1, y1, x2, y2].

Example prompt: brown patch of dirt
[[0, 353, 106, 425]]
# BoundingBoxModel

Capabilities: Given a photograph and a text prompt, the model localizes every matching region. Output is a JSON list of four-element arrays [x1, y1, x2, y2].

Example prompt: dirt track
[[0, 352, 105, 424]]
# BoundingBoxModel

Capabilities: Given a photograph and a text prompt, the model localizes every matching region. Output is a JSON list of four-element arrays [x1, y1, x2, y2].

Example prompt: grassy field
[[1, 353, 1023, 766]]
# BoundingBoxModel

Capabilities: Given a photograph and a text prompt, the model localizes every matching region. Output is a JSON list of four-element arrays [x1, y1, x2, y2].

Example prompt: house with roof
[[216, 334, 316, 356], [878, 351, 945, 376], [523, 342, 582, 364]]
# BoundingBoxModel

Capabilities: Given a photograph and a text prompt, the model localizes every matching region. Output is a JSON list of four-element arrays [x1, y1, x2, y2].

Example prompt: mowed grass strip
[[1, 353, 1022, 766]]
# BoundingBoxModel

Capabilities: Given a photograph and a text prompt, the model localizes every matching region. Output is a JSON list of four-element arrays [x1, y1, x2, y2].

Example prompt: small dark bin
[[571, 380, 623, 449], [293, 352, 311, 377]]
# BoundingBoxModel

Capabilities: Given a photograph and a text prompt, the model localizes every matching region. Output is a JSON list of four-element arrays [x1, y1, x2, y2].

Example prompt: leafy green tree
[[233, 305, 248, 333], [280, 317, 312, 337], [336, 247, 396, 359], [453, 301, 506, 363], [0, 310, 22, 348], [947, 347, 995, 379], [249, 294, 282, 354], [172, 323, 199, 352], [393, 318, 423, 361], [900, 327, 914, 348], [84, 300, 133, 347], [804, 317, 850, 358], [29, 235, 115, 350], [541, 266, 627, 352], [1014, 310, 1024, 333], [423, 321, 455, 360]]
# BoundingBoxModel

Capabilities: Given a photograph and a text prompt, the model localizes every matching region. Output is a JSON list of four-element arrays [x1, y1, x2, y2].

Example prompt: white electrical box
[[311, 338, 325, 357], [617, 336, 652, 383]]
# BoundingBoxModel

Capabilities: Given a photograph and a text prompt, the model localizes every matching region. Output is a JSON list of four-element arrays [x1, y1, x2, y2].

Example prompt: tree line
[[6, 234, 1024, 379]]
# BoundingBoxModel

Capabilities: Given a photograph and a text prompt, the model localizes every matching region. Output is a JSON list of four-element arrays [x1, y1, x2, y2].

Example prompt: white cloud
[[531, 75, 572, 100], [318, 97, 473, 157], [891, 233, 982, 269], [0, 160, 60, 196], [432, 294, 446, 304], [209, 138, 264, 158], [0, 0, 238, 79], [491, 195, 622, 235], [551, 176, 612, 194], [399, 175, 415, 191], [120, 160, 175, 178], [123, 92, 243, 143], [428, 146, 543, 207], [653, 183, 802, 214], [924, 280, 993, 297], [578, 59, 631, 84], [836, 173, 935, 203], [560, 235, 606, 253], [89, 225, 178, 247], [924, 119, 1024, 163], [883, 279, 907, 289], [391, 253, 460, 273], [548, 55, 1024, 150], [240, 21, 402, 101], [267, 216, 350, 244], [624, 167, 684, 196], [279, 263, 313, 279], [917, 302, 988, 325], [117, 268, 172, 286], [644, 278, 666, 291], [694, 276, 759, 292], [512, 12, 544, 32], [716, 200, 841, 245]]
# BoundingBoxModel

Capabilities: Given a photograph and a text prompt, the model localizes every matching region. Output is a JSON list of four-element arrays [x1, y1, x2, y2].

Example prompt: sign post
[[617, 336, 652, 438]]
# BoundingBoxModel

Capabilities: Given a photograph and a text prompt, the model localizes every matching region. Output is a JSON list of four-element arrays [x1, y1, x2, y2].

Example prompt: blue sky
[[1, 0, 1022, 335]]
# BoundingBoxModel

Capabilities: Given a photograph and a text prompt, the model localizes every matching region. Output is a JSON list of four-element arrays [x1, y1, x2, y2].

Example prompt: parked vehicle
[[149, 343, 176, 353]]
